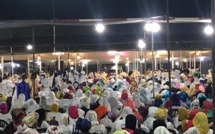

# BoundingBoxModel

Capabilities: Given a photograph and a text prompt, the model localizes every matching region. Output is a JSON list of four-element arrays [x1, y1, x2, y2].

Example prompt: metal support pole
[[32, 25, 35, 99], [10, 47, 14, 79], [166, 0, 172, 114], [151, 32, 155, 98], [190, 53, 192, 69], [58, 55, 60, 70], [211, 0, 215, 131], [27, 55, 30, 75], [194, 53, 196, 71], [144, 30, 147, 74], [155, 54, 157, 70], [137, 51, 139, 71], [75, 54, 77, 71], [1, 56, 4, 76], [180, 51, 183, 68], [172, 52, 174, 69], [97, 60, 98, 72]]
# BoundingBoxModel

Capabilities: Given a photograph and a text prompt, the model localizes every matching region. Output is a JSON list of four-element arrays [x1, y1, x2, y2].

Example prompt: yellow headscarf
[[50, 103, 59, 112], [178, 107, 189, 132], [193, 112, 209, 134], [155, 94, 162, 100], [155, 108, 168, 120]]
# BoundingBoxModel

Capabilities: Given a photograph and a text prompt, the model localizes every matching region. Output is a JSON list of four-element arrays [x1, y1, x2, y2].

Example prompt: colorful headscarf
[[185, 109, 199, 131], [193, 112, 209, 134], [155, 108, 168, 120], [94, 105, 108, 123], [178, 107, 189, 132]]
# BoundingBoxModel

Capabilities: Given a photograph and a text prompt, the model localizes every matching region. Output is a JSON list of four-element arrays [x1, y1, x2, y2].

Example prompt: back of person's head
[[0, 103, 8, 114], [153, 119, 167, 131], [12, 109, 26, 127], [125, 114, 137, 131]]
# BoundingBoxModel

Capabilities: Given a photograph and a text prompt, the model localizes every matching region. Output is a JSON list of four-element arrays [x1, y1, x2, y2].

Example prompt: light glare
[[138, 39, 146, 49], [204, 25, 213, 35], [95, 23, 105, 33]]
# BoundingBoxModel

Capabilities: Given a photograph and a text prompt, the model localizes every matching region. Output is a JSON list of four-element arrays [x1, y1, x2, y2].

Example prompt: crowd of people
[[0, 68, 213, 134]]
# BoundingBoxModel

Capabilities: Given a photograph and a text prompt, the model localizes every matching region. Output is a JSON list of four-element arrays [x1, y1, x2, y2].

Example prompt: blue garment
[[17, 82, 30, 101]]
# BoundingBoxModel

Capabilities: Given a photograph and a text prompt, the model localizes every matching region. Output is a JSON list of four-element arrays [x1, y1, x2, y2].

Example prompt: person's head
[[35, 109, 46, 123], [155, 108, 168, 120], [0, 103, 8, 114], [125, 114, 137, 131], [68, 106, 78, 119], [193, 112, 209, 134], [50, 103, 59, 112], [94, 105, 108, 123], [178, 107, 189, 121], [11, 109, 26, 127]]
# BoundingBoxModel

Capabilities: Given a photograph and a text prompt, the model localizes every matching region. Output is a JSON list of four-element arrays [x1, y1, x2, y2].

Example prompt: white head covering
[[46, 91, 58, 105], [103, 90, 110, 98], [190, 100, 200, 110], [154, 126, 172, 134], [39, 96, 50, 109], [115, 106, 132, 122], [91, 94, 99, 104], [148, 107, 158, 117], [85, 90, 92, 98], [89, 125, 107, 134], [99, 96, 111, 111], [58, 113, 69, 126], [59, 99, 70, 111], [132, 92, 144, 108], [46, 126, 62, 134], [12, 94, 25, 109], [16, 124, 32, 134], [24, 99, 39, 115], [78, 108, 85, 119], [80, 97, 90, 109], [76, 89, 83, 98], [85, 110, 99, 126]]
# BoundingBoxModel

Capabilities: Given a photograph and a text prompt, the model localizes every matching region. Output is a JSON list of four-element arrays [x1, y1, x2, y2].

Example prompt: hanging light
[[77, 55, 81, 60], [204, 25, 213, 35], [138, 39, 146, 49], [27, 44, 33, 50], [95, 23, 105, 33]]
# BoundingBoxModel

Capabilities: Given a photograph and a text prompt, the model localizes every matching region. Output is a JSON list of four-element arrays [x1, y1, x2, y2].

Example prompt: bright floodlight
[[144, 22, 160, 33], [175, 61, 179, 66], [138, 39, 146, 49], [200, 57, 204, 61], [95, 23, 105, 33], [27, 44, 33, 50], [125, 63, 129, 66], [204, 25, 213, 35]]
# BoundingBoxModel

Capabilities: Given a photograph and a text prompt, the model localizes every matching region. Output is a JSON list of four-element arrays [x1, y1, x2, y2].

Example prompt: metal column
[[166, 0, 172, 116], [211, 0, 215, 130], [151, 32, 155, 97], [1, 56, 4, 76]]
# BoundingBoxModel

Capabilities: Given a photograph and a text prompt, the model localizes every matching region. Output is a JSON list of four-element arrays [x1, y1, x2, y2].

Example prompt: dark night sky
[[0, 0, 211, 20]]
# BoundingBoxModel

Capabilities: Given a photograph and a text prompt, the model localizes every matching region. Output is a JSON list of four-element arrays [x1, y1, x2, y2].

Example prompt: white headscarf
[[16, 124, 32, 134], [39, 96, 50, 110], [12, 94, 25, 110], [132, 92, 144, 108], [99, 96, 111, 111], [24, 99, 39, 115], [85, 110, 99, 126], [154, 126, 172, 134], [115, 106, 132, 122], [46, 91, 58, 105], [85, 90, 92, 98], [91, 94, 99, 104], [80, 97, 90, 109]]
